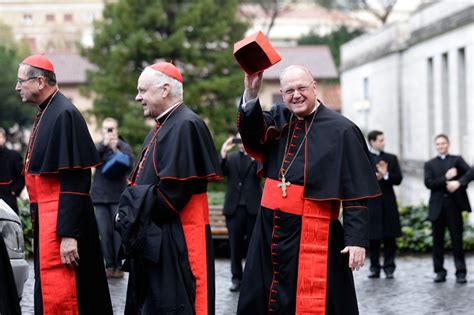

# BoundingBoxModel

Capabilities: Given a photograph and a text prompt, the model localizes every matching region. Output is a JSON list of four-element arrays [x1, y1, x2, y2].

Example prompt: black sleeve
[[459, 167, 474, 186], [221, 157, 229, 176], [342, 199, 369, 248], [424, 162, 445, 190], [238, 98, 274, 162], [455, 157, 471, 179], [386, 156, 403, 186], [10, 151, 25, 196], [152, 178, 207, 222], [56, 169, 91, 239]]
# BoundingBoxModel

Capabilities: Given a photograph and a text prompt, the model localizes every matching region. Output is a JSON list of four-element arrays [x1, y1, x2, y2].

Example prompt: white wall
[[341, 0, 474, 208]]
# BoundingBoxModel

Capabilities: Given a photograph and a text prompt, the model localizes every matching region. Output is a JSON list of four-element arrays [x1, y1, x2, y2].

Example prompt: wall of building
[[341, 0, 474, 207], [0, 0, 105, 52]]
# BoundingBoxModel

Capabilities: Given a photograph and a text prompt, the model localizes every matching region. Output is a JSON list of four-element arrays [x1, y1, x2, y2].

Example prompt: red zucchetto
[[22, 54, 55, 73], [149, 62, 183, 83]]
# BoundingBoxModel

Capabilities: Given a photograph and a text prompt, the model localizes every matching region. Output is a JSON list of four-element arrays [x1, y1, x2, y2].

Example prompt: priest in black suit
[[424, 134, 471, 284], [367, 130, 403, 279], [220, 133, 262, 292]]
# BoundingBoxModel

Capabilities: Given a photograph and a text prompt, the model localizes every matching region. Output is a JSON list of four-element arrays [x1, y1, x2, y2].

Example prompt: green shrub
[[397, 205, 474, 252], [18, 200, 33, 258], [207, 191, 225, 206]]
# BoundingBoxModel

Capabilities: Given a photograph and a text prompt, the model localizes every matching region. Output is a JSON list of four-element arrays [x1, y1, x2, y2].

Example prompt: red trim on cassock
[[0, 180, 13, 185], [305, 193, 382, 202], [261, 179, 339, 314], [156, 187, 177, 212], [25, 174, 79, 314], [159, 174, 222, 181], [60, 191, 89, 196], [179, 193, 211, 315], [30, 163, 102, 174], [343, 205, 368, 209]]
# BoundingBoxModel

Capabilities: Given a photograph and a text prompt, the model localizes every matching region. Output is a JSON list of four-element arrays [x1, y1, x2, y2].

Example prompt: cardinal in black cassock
[[115, 62, 221, 315], [16, 55, 112, 314], [236, 66, 380, 315]]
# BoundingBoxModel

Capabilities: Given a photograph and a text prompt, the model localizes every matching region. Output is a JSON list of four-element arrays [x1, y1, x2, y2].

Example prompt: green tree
[[0, 23, 35, 132], [82, 0, 248, 152], [298, 26, 364, 68]]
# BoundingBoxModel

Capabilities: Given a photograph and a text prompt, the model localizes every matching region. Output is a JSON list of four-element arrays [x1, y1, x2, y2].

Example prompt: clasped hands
[[445, 167, 461, 193]]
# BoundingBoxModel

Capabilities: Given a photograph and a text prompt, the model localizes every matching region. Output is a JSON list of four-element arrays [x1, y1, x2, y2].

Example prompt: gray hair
[[142, 67, 183, 99], [21, 64, 57, 86]]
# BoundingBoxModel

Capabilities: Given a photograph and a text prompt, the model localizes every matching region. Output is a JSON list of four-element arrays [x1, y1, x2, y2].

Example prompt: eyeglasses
[[281, 81, 314, 96], [17, 76, 38, 86]]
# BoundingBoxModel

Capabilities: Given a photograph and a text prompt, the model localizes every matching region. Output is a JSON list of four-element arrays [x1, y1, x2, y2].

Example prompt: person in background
[[0, 127, 25, 214], [366, 130, 403, 279], [220, 132, 261, 292], [424, 134, 471, 284], [91, 117, 134, 278]]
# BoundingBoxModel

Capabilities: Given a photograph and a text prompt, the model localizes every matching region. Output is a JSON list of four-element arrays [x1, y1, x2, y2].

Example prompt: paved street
[[20, 253, 474, 314]]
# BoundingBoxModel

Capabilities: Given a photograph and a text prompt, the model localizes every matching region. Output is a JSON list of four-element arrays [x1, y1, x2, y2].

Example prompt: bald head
[[279, 65, 314, 83]]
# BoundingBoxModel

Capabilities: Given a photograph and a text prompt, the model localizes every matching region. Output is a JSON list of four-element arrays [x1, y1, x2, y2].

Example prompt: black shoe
[[434, 273, 446, 283], [368, 271, 380, 279], [456, 275, 467, 284], [385, 271, 394, 279], [229, 280, 241, 292]]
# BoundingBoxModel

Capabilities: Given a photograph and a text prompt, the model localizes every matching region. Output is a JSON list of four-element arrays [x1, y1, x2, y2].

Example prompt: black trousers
[[431, 202, 466, 276], [95, 203, 122, 270], [225, 206, 256, 282], [369, 237, 397, 274]]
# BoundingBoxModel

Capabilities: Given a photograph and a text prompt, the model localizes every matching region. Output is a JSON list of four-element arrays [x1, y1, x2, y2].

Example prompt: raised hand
[[244, 72, 263, 102]]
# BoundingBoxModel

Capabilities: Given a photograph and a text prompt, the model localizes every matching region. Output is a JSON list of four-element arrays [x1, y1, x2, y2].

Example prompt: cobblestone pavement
[[20, 254, 474, 314]]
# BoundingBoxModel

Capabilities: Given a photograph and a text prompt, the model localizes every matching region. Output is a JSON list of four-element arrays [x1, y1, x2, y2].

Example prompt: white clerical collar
[[295, 101, 319, 120], [370, 148, 381, 156], [438, 154, 448, 160], [155, 101, 182, 121]]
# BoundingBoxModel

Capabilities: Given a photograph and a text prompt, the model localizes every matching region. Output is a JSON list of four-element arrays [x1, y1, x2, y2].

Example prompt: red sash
[[26, 174, 79, 315], [179, 193, 211, 315], [261, 178, 340, 314]]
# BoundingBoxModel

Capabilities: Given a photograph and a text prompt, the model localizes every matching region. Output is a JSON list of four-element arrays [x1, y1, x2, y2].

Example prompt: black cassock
[[0, 146, 25, 213], [117, 103, 222, 315], [237, 100, 380, 315], [24, 91, 112, 314]]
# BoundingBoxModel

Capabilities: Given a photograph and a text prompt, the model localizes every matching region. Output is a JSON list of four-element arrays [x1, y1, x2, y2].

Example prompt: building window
[[458, 48, 467, 156], [363, 77, 369, 100], [427, 57, 434, 156], [23, 14, 33, 25], [46, 14, 55, 22], [64, 14, 73, 22], [441, 52, 450, 135]]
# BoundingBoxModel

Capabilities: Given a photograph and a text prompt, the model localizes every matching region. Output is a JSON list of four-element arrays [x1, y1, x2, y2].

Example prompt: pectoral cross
[[277, 174, 291, 198]]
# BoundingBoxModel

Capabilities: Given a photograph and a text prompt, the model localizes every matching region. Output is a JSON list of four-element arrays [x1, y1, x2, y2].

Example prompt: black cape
[[239, 102, 380, 200], [26, 91, 100, 174], [0, 147, 25, 213], [133, 104, 222, 182]]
